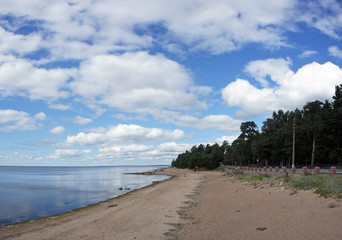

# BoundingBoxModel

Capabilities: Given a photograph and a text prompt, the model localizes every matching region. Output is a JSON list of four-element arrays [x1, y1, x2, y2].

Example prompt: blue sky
[[1, 0, 342, 166]]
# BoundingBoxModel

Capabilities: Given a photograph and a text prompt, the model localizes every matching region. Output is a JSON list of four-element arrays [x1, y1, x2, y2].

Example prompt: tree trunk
[[311, 136, 315, 168]]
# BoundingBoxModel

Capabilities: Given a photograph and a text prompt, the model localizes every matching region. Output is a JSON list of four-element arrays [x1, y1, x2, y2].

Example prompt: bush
[[289, 175, 342, 198], [243, 174, 271, 182], [214, 166, 226, 172]]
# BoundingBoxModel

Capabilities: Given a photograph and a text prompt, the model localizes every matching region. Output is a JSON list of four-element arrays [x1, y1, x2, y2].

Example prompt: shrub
[[289, 175, 342, 198], [243, 174, 271, 182], [214, 166, 226, 172]]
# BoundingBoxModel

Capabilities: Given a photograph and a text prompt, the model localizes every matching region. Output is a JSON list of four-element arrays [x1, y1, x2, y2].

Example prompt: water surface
[[0, 165, 170, 225]]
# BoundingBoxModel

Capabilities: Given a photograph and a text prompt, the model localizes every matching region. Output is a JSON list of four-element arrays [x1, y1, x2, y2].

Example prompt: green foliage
[[172, 84, 342, 169], [289, 175, 342, 198], [235, 174, 245, 180], [172, 143, 224, 170], [241, 174, 271, 182], [214, 166, 226, 172]]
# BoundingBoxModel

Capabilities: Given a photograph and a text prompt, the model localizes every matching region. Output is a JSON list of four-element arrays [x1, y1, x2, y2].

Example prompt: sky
[[1, 0, 342, 166]]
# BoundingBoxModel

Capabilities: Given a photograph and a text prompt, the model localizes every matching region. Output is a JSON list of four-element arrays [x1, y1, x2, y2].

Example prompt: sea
[[0, 165, 170, 226]]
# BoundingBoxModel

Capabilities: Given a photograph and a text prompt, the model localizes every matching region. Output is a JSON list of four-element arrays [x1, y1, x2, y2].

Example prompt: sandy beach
[[1, 168, 342, 240]]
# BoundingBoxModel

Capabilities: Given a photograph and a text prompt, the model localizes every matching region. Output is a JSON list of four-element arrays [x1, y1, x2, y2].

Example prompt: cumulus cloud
[[156, 142, 192, 153], [244, 57, 293, 88], [192, 115, 241, 132], [0, 0, 341, 62], [297, 0, 342, 39], [71, 116, 93, 125], [140, 107, 241, 132], [50, 126, 65, 135], [222, 59, 342, 118], [328, 46, 342, 58], [99, 145, 154, 157], [65, 124, 187, 146], [0, 0, 297, 62], [0, 55, 75, 101], [0, 27, 41, 55], [0, 0, 340, 122], [71, 52, 206, 112], [0, 109, 45, 132], [215, 135, 239, 145], [34, 112, 47, 120], [97, 142, 192, 163], [47, 149, 92, 159]]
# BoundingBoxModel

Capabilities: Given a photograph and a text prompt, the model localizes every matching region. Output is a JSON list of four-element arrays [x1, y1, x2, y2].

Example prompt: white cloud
[[34, 112, 47, 120], [244, 57, 293, 88], [71, 116, 93, 125], [48, 103, 71, 110], [140, 107, 241, 133], [215, 135, 239, 145], [0, 27, 41, 55], [71, 52, 206, 112], [0, 0, 297, 63], [156, 142, 192, 153], [328, 46, 342, 58], [299, 50, 318, 58], [1, 0, 341, 64], [65, 124, 187, 146], [47, 149, 92, 159], [0, 109, 45, 132], [97, 142, 192, 163], [297, 0, 342, 39], [0, 55, 75, 101], [50, 126, 65, 135], [222, 59, 342, 118], [193, 115, 241, 132], [99, 144, 154, 154]]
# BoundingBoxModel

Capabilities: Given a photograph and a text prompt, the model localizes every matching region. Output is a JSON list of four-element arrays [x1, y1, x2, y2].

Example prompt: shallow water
[[0, 165, 170, 225]]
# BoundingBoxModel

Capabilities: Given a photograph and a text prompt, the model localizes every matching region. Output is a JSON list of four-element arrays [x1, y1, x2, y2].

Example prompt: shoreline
[[1, 168, 342, 240], [0, 168, 201, 240], [0, 169, 173, 228]]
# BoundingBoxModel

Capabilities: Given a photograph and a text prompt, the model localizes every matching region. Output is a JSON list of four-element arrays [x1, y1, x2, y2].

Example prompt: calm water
[[0, 165, 170, 225]]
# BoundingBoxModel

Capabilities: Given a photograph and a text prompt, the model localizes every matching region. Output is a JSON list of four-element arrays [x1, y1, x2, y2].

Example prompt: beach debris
[[327, 202, 337, 208], [125, 187, 131, 190], [290, 190, 298, 195], [256, 227, 267, 231], [118, 187, 123, 190], [236, 210, 241, 212], [280, 186, 285, 192], [108, 204, 118, 208], [125, 171, 156, 175]]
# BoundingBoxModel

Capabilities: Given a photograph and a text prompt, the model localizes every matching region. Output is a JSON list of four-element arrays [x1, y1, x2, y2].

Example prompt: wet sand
[[1, 168, 341, 240]]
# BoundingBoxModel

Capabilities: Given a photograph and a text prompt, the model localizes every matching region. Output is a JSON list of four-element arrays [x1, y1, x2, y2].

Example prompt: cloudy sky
[[1, 0, 342, 166]]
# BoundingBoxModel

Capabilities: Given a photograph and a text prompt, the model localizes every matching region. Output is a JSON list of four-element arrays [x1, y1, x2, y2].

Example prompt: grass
[[228, 170, 342, 198], [233, 172, 271, 182], [243, 174, 271, 182], [288, 174, 342, 198], [214, 166, 226, 172]]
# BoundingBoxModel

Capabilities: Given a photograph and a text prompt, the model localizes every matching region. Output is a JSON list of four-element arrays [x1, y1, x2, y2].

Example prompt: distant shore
[[1, 168, 342, 240]]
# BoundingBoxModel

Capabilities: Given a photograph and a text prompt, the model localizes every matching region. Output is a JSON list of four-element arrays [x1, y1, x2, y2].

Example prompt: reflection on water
[[0, 166, 170, 225]]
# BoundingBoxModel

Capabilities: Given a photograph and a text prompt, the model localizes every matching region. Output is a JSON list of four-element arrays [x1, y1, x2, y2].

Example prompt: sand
[[1, 168, 342, 240]]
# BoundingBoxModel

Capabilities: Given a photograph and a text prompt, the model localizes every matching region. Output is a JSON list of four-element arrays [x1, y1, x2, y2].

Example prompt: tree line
[[171, 84, 342, 170]]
